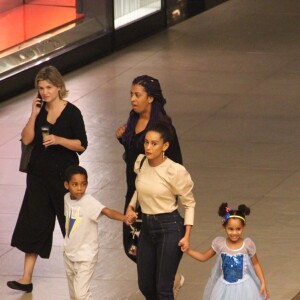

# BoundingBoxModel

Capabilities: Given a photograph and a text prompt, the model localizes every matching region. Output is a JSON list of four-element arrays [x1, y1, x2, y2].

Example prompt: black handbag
[[127, 155, 146, 257], [19, 141, 34, 173]]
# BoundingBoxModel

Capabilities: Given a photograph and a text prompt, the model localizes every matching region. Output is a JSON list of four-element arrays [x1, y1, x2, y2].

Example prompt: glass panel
[[0, 0, 112, 77], [114, 0, 161, 29]]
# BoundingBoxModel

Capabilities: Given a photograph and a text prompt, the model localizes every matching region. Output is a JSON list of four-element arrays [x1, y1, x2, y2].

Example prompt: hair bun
[[238, 204, 250, 216], [218, 202, 228, 217]]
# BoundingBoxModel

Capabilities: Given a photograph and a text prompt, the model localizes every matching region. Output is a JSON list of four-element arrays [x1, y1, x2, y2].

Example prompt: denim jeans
[[137, 210, 185, 300]]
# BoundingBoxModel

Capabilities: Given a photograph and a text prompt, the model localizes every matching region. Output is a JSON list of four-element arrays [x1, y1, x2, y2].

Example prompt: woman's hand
[[178, 236, 190, 252], [42, 135, 85, 152], [31, 95, 43, 117], [42, 134, 58, 148], [115, 124, 126, 139], [21, 95, 43, 144], [179, 225, 192, 252]]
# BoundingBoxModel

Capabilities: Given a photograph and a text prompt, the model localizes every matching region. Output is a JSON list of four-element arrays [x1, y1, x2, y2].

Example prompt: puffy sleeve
[[211, 236, 226, 254], [244, 238, 256, 257], [167, 163, 196, 225]]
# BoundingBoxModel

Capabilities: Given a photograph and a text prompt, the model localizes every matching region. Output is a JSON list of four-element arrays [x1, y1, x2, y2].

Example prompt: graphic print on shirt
[[65, 206, 82, 237], [221, 253, 243, 283]]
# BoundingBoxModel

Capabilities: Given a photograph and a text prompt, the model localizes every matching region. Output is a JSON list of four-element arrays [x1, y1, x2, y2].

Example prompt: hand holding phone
[[36, 93, 43, 107]]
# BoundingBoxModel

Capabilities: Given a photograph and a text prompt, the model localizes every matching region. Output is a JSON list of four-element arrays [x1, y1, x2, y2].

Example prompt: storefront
[[0, 0, 226, 100]]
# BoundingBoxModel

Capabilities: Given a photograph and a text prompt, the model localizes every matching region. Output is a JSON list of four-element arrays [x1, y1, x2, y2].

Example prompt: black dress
[[120, 125, 182, 261], [11, 102, 88, 258]]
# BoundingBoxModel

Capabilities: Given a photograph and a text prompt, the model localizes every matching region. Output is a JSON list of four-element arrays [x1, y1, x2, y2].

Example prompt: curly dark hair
[[147, 121, 175, 144], [64, 165, 88, 182], [121, 75, 172, 148], [218, 202, 250, 225]]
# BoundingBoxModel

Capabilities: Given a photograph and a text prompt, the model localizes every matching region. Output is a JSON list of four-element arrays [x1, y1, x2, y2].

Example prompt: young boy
[[63, 165, 134, 300]]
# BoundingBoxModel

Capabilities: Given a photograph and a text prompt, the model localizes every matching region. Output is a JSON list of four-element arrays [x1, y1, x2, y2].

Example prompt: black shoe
[[7, 281, 33, 293]]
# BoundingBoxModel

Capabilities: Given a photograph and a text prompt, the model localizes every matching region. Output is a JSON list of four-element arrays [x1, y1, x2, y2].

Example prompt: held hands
[[125, 207, 138, 225], [178, 236, 190, 253], [125, 211, 138, 225]]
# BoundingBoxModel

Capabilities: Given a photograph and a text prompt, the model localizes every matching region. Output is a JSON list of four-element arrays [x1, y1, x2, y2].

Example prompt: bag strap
[[134, 155, 146, 222], [139, 155, 146, 172]]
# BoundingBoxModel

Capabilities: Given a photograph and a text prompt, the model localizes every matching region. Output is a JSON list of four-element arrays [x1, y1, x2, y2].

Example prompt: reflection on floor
[[0, 2, 82, 52], [0, 0, 300, 299]]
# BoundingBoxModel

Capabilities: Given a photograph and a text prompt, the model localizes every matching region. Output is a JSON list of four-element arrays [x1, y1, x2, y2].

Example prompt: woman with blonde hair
[[7, 65, 88, 293]]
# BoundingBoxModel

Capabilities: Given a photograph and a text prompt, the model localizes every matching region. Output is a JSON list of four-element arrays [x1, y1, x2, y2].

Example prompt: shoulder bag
[[19, 141, 34, 173]]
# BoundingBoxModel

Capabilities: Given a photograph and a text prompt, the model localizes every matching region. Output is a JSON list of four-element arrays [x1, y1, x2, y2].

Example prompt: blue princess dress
[[203, 237, 266, 300]]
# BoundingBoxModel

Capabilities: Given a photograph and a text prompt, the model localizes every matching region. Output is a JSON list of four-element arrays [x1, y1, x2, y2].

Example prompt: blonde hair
[[35, 65, 68, 99]]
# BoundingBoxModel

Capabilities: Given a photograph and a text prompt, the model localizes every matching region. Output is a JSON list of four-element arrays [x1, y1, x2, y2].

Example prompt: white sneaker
[[173, 273, 185, 298]]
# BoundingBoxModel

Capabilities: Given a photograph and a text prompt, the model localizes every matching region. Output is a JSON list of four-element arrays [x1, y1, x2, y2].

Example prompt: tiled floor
[[1, 0, 300, 299]]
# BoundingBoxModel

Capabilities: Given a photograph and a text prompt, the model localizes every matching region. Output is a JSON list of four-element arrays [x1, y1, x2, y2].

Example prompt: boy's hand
[[125, 211, 138, 224]]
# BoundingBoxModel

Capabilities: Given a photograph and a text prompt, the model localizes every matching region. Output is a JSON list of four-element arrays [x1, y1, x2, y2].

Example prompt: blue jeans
[[137, 210, 185, 300]]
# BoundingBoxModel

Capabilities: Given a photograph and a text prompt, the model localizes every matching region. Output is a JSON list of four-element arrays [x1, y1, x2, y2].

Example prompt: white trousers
[[64, 253, 97, 300]]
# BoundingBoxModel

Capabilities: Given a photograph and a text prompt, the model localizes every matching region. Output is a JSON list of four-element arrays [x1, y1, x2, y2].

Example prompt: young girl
[[187, 203, 270, 300]]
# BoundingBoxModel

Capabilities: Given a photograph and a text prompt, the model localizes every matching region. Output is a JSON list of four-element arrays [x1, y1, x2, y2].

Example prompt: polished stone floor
[[1, 0, 300, 299]]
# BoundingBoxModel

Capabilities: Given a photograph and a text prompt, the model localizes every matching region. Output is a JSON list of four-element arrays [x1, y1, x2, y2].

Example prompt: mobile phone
[[36, 92, 43, 107]]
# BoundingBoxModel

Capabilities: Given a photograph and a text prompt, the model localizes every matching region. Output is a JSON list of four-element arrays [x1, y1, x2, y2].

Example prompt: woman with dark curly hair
[[116, 75, 184, 295]]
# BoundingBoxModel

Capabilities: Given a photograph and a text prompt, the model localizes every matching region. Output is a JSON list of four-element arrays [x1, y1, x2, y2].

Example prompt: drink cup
[[41, 126, 50, 140]]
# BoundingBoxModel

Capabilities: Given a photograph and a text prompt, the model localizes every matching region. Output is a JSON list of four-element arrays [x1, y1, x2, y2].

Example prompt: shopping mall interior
[[0, 0, 300, 299]]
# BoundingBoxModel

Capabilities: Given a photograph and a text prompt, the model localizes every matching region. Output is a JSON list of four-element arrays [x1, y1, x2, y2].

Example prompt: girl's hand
[[178, 236, 190, 252], [115, 124, 126, 139], [260, 284, 270, 300]]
